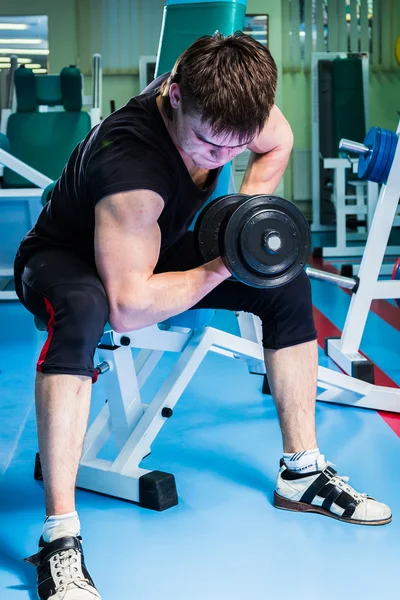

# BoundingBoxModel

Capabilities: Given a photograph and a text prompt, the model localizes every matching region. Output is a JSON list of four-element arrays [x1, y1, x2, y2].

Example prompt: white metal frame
[[320, 156, 380, 258], [325, 122, 400, 386], [78, 319, 265, 503], [78, 304, 400, 505], [139, 55, 157, 93], [0, 148, 52, 300], [338, 159, 400, 276], [311, 51, 369, 233], [0, 149, 52, 190], [239, 312, 400, 412]]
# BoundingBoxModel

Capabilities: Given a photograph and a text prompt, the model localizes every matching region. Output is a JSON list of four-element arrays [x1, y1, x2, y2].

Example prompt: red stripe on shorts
[[36, 298, 56, 372]]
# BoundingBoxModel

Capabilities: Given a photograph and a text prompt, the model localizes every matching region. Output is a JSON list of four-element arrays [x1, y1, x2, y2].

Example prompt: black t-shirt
[[16, 74, 221, 270]]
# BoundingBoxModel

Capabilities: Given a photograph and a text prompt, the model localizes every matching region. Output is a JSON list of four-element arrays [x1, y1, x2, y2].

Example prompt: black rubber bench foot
[[351, 360, 375, 384], [262, 375, 271, 395], [35, 453, 178, 511], [139, 470, 178, 511], [340, 264, 354, 277], [34, 452, 43, 481], [324, 337, 375, 384]]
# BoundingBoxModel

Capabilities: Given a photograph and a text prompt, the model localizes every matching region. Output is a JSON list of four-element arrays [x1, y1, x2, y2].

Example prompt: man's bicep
[[94, 189, 164, 310]]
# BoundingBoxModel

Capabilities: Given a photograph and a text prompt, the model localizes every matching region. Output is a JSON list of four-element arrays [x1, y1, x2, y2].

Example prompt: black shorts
[[14, 232, 317, 380]]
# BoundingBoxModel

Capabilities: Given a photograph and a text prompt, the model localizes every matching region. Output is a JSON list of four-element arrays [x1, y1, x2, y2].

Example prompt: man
[[14, 32, 391, 600]]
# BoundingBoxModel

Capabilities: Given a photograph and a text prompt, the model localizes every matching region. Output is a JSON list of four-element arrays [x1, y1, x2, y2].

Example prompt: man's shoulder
[[85, 97, 156, 153]]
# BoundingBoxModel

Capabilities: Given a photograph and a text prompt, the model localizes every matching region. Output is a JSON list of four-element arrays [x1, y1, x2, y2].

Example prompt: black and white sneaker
[[24, 535, 101, 599], [275, 454, 392, 526]]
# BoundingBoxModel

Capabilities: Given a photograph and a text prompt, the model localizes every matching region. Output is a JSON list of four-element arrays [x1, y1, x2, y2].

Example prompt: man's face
[[169, 84, 253, 169]]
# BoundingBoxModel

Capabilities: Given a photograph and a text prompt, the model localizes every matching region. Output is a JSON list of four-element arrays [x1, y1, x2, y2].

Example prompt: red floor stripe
[[308, 255, 400, 332], [312, 305, 400, 437]]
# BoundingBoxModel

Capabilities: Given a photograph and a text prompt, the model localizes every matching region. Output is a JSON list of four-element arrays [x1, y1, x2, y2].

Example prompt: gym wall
[[2, 0, 399, 205], [280, 0, 400, 208]]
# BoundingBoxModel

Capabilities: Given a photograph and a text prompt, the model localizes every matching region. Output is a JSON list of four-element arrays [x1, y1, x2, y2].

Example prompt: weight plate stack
[[219, 195, 311, 288]]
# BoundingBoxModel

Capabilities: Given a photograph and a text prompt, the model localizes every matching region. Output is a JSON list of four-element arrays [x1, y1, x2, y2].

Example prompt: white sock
[[42, 511, 80, 544], [283, 448, 321, 474]]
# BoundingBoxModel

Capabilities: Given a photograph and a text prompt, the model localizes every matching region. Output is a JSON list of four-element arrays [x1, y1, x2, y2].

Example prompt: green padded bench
[[3, 65, 91, 188]]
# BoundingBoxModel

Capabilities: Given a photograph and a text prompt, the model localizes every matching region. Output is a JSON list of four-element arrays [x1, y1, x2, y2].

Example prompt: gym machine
[[0, 54, 103, 300], [311, 51, 383, 260], [323, 122, 400, 391]]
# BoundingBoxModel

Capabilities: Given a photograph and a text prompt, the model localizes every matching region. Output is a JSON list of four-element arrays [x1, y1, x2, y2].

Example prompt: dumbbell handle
[[339, 138, 370, 156], [306, 267, 358, 291]]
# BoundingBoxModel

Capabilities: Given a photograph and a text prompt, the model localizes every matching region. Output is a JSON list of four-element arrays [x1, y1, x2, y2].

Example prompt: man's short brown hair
[[160, 31, 278, 143]]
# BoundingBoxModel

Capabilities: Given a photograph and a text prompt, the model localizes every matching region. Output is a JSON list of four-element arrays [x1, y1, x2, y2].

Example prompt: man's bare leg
[[35, 372, 92, 516], [29, 373, 102, 597], [265, 339, 391, 525], [264, 340, 318, 453]]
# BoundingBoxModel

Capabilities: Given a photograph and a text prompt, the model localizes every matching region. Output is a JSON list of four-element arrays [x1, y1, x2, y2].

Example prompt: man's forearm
[[110, 258, 229, 332]]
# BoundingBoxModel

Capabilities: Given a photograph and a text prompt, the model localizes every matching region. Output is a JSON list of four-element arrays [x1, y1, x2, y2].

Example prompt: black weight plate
[[241, 210, 300, 275], [358, 127, 381, 181], [220, 195, 311, 288], [194, 193, 249, 263]]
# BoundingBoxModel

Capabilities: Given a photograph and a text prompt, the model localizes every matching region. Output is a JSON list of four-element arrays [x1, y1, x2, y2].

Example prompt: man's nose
[[213, 146, 233, 161]]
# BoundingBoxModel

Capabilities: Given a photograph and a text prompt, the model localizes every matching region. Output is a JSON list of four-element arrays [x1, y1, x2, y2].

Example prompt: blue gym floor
[[1, 242, 399, 599]]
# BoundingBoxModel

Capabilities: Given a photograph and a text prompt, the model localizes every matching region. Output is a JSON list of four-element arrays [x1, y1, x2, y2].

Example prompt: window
[[283, 0, 386, 72], [0, 16, 49, 74], [243, 14, 269, 48]]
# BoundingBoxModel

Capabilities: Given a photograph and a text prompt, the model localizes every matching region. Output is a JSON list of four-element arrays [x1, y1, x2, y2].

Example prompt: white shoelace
[[326, 462, 368, 503], [51, 549, 87, 594]]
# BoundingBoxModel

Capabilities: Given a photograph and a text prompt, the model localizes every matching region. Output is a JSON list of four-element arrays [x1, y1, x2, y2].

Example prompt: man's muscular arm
[[95, 190, 230, 332], [240, 105, 294, 196]]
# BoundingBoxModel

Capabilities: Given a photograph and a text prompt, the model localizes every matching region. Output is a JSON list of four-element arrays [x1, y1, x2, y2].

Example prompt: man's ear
[[169, 83, 181, 109]]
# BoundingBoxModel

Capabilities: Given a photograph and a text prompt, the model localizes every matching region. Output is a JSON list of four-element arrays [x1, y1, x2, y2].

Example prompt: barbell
[[339, 126, 398, 185], [194, 194, 359, 292]]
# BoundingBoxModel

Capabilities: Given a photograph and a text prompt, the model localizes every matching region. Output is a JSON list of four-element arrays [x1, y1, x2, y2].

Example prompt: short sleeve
[[86, 132, 175, 206]]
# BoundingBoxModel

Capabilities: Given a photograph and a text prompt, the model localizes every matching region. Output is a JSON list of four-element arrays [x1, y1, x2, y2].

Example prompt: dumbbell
[[340, 126, 398, 184], [194, 194, 311, 288]]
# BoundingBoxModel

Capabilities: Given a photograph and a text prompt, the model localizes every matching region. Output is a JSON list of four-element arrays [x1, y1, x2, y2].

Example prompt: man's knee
[[51, 285, 109, 346], [36, 285, 110, 378], [255, 271, 316, 349]]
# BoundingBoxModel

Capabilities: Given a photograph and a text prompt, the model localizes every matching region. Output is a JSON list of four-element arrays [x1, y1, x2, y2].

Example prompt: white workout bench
[[33, 306, 400, 510], [34, 308, 264, 509]]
